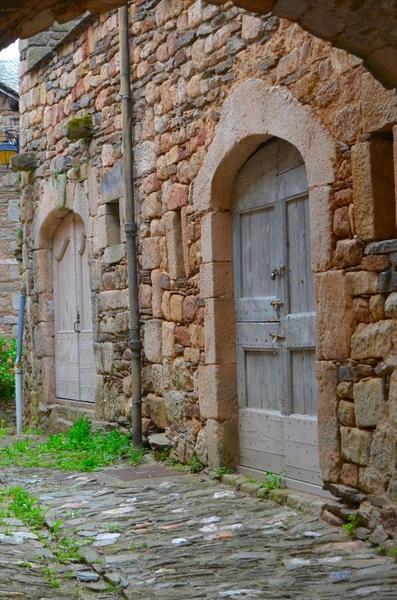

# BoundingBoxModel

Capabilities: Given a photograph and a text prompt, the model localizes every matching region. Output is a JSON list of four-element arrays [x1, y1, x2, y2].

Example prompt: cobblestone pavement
[[0, 461, 396, 599]]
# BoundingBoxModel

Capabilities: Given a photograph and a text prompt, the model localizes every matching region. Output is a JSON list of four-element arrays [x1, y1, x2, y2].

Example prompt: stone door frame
[[31, 178, 96, 412], [193, 79, 338, 475]]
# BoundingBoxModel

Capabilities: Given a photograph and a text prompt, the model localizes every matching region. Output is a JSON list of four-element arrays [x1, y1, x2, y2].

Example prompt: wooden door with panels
[[53, 212, 96, 403], [233, 137, 321, 491]]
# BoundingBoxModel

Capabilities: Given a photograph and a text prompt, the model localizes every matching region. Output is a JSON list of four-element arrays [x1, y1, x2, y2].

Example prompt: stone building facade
[[18, 0, 397, 517], [0, 59, 20, 338]]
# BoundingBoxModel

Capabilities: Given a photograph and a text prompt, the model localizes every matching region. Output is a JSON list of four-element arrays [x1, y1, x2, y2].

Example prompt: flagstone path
[[0, 461, 396, 599]]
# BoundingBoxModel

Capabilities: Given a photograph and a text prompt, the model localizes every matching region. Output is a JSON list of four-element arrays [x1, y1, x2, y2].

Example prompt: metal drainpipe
[[118, 3, 142, 447]]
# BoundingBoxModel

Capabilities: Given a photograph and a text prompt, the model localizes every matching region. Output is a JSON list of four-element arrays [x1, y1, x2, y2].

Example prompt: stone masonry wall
[[0, 94, 20, 338], [18, 0, 397, 510]]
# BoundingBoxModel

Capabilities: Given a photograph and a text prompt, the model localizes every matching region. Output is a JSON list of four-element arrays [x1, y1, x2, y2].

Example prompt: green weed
[[189, 454, 204, 474], [42, 567, 60, 589], [258, 471, 283, 496], [0, 486, 45, 528], [342, 513, 361, 537], [209, 467, 233, 480], [105, 581, 122, 593], [53, 535, 82, 563], [153, 447, 172, 462], [0, 337, 16, 398], [50, 519, 63, 538], [0, 416, 138, 472], [130, 447, 145, 466]]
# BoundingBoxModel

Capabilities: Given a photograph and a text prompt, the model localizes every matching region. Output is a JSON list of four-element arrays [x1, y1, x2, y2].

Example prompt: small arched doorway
[[233, 137, 320, 487], [52, 212, 96, 403]]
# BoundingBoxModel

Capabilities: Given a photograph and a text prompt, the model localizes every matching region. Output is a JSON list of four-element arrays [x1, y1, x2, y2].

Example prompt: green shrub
[[0, 337, 16, 398]]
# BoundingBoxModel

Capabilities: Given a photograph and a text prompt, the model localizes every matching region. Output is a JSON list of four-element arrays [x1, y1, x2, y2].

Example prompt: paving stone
[[0, 461, 395, 599]]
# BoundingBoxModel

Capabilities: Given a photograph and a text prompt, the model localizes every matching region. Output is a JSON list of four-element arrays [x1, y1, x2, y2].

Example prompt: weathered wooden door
[[53, 213, 96, 403], [233, 138, 321, 490]]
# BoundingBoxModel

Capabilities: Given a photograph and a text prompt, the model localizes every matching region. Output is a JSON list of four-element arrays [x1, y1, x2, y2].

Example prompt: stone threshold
[[219, 472, 327, 517]]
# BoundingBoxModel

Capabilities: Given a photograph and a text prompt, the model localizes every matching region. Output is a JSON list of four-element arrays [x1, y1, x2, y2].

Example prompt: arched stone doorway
[[194, 79, 339, 491], [30, 178, 97, 420], [52, 212, 96, 403]]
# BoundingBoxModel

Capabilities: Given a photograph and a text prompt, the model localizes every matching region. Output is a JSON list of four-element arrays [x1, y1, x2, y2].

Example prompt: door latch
[[269, 332, 285, 352], [73, 310, 81, 333], [271, 300, 284, 317], [271, 266, 286, 280]]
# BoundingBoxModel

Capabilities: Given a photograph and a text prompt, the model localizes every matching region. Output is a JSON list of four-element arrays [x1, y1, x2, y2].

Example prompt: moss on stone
[[66, 113, 93, 141]]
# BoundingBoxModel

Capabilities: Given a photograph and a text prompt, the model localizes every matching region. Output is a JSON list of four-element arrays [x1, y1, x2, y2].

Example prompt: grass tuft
[[342, 512, 360, 537], [0, 416, 145, 472]]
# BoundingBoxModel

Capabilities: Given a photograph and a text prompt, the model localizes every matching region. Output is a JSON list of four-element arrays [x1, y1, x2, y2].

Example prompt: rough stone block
[[316, 361, 340, 482], [164, 182, 188, 210], [163, 211, 184, 279], [369, 425, 397, 475], [204, 298, 236, 364], [351, 138, 396, 242], [336, 381, 353, 399], [387, 369, 397, 427], [241, 15, 264, 40], [100, 160, 123, 202], [135, 141, 156, 176], [198, 364, 237, 420], [151, 269, 163, 318], [361, 255, 389, 272], [333, 205, 351, 238], [147, 393, 168, 430], [369, 294, 385, 321], [169, 294, 183, 322], [142, 364, 163, 395], [99, 290, 129, 311], [341, 427, 371, 466], [351, 320, 395, 359], [102, 243, 124, 265], [206, 418, 238, 469], [164, 390, 184, 423], [142, 192, 162, 219], [143, 319, 162, 363], [384, 292, 397, 318], [162, 321, 175, 357], [345, 271, 378, 296], [201, 211, 232, 263], [315, 271, 354, 360], [335, 239, 363, 268], [199, 261, 233, 299], [141, 237, 161, 270], [338, 400, 355, 427], [340, 463, 359, 488], [11, 152, 36, 172], [353, 378, 385, 428]]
